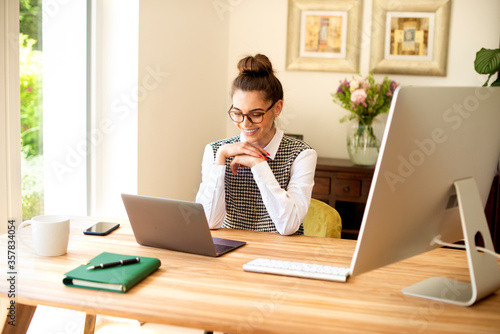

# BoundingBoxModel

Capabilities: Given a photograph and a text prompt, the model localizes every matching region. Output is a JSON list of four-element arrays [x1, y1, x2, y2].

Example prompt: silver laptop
[[121, 194, 246, 257]]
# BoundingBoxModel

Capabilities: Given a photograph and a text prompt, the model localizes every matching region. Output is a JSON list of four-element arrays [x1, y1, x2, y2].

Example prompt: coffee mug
[[18, 215, 70, 256]]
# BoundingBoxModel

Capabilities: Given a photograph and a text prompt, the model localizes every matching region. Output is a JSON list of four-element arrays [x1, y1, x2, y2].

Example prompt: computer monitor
[[349, 86, 500, 306]]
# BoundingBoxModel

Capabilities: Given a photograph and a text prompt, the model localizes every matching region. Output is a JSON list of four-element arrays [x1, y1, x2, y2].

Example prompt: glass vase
[[346, 117, 384, 167]]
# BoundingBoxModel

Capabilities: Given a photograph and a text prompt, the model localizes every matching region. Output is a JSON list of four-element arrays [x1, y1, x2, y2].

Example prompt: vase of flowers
[[332, 73, 399, 166]]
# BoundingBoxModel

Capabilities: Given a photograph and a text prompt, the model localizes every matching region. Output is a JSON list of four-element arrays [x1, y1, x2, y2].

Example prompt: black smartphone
[[83, 222, 120, 236]]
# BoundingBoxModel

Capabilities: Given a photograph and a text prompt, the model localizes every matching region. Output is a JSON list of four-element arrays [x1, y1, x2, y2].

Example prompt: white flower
[[350, 78, 360, 92], [351, 89, 367, 106]]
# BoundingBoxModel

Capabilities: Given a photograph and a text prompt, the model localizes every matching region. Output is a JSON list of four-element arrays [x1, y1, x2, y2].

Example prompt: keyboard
[[243, 258, 350, 282], [214, 243, 234, 254]]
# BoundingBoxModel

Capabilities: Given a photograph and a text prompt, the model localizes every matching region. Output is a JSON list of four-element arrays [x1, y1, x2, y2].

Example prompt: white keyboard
[[243, 258, 350, 282]]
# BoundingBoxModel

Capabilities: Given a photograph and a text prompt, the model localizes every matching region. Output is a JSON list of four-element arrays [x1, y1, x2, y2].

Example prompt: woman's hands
[[215, 142, 269, 176]]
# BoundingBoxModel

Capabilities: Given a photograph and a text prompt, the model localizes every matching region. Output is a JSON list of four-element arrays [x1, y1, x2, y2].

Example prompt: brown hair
[[231, 54, 283, 103]]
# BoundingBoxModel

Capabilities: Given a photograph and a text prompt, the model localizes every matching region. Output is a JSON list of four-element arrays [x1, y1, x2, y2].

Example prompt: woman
[[196, 54, 317, 235]]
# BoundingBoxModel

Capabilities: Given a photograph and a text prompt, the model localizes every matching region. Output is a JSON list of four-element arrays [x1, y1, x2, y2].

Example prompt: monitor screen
[[349, 86, 500, 305]]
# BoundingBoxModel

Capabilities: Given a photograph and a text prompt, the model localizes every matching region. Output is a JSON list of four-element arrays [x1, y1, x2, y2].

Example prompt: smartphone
[[83, 222, 120, 236]]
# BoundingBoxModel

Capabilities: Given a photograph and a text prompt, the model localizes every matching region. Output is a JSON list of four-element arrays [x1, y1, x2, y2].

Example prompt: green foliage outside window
[[20, 34, 43, 158], [20, 0, 44, 219], [20, 0, 42, 50], [21, 153, 44, 219]]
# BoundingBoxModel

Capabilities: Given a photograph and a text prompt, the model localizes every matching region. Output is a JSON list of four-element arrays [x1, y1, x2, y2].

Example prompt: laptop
[[121, 194, 246, 257]]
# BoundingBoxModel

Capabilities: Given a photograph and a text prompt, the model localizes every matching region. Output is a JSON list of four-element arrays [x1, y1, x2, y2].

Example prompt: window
[[19, 0, 138, 221], [20, 0, 88, 219]]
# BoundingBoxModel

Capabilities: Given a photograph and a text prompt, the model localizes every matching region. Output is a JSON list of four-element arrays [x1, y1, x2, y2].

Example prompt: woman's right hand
[[215, 142, 269, 166]]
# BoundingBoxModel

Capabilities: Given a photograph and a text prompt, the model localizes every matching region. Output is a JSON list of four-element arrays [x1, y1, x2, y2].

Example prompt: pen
[[87, 257, 140, 270]]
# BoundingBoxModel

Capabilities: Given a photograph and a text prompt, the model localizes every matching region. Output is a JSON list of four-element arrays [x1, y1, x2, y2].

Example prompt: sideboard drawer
[[313, 176, 331, 196], [334, 179, 361, 198]]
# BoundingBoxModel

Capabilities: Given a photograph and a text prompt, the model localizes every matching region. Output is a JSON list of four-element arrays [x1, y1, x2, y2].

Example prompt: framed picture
[[286, 0, 363, 72], [369, 0, 451, 76]]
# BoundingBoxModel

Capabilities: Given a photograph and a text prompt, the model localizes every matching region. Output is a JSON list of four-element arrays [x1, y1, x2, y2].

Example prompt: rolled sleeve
[[195, 144, 227, 229], [252, 149, 317, 235]]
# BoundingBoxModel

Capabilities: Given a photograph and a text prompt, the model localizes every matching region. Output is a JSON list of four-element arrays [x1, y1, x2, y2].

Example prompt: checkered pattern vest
[[210, 134, 311, 234]]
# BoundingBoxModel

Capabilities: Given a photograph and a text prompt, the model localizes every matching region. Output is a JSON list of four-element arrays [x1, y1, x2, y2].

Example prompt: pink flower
[[26, 87, 33, 93], [351, 89, 367, 106]]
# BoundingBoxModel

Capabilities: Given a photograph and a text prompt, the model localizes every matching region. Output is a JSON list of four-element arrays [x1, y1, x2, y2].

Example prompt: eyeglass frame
[[227, 100, 278, 124]]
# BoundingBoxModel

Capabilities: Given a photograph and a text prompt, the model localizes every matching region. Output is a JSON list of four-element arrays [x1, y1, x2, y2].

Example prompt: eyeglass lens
[[227, 100, 276, 124], [229, 112, 264, 124]]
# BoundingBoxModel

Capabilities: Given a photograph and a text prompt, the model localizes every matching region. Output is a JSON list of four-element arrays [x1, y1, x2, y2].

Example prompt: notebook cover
[[63, 252, 161, 293]]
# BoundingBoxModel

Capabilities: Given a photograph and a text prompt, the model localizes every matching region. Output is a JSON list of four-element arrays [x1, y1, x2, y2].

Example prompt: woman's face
[[231, 89, 282, 148]]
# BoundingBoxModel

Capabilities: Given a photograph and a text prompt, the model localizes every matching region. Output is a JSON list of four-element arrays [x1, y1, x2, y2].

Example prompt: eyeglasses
[[227, 100, 277, 124]]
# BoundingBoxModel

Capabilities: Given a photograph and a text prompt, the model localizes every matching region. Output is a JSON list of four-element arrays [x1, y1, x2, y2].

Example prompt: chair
[[303, 199, 342, 238]]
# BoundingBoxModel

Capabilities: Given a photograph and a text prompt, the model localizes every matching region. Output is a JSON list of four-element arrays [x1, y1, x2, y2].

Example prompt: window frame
[[1, 0, 22, 232]]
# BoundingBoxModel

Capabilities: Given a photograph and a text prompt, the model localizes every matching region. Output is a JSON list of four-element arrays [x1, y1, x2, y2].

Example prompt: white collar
[[240, 128, 283, 160]]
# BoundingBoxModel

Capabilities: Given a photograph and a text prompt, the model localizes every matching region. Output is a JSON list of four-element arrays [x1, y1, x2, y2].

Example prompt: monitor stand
[[402, 178, 500, 306]]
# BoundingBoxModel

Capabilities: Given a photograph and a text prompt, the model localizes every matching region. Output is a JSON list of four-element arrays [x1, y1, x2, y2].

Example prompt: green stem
[[355, 117, 379, 152]]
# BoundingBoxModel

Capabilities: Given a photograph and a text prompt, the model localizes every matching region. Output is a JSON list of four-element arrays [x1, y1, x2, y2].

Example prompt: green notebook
[[63, 252, 161, 293]]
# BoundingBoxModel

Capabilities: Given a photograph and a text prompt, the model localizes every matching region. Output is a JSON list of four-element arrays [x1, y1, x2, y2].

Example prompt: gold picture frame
[[369, 0, 451, 76], [286, 0, 363, 72]]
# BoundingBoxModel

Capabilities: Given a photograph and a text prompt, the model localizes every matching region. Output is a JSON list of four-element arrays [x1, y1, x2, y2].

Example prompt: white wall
[[226, 0, 500, 158], [138, 0, 229, 200], [137, 0, 500, 201]]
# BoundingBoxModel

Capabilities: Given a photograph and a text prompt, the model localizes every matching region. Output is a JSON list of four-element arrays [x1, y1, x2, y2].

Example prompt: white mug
[[18, 215, 70, 256]]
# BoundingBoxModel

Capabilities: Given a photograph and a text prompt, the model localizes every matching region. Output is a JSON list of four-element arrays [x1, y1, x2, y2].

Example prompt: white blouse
[[195, 129, 317, 235]]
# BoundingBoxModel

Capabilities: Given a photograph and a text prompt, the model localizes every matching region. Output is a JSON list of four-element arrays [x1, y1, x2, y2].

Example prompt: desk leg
[[0, 302, 36, 334], [84, 314, 96, 334]]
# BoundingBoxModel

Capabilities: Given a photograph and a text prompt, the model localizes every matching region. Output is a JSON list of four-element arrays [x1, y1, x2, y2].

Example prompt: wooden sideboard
[[312, 158, 374, 239], [313, 157, 500, 248], [485, 173, 500, 253]]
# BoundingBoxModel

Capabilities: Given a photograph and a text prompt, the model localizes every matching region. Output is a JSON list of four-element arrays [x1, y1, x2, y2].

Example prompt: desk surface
[[2, 216, 500, 333]]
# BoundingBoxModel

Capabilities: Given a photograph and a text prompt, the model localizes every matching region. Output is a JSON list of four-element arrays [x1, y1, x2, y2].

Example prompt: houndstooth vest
[[210, 134, 311, 234]]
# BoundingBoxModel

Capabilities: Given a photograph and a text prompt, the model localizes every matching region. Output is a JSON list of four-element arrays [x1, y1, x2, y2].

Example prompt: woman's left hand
[[230, 154, 267, 176]]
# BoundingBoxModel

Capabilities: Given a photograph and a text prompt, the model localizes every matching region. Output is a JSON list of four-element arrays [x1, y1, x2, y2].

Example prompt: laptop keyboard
[[214, 243, 235, 254]]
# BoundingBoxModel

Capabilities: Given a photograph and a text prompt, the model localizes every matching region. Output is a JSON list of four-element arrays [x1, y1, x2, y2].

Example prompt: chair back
[[303, 199, 342, 238]]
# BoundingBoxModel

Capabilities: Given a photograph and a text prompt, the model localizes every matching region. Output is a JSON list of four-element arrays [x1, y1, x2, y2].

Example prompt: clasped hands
[[215, 142, 269, 176]]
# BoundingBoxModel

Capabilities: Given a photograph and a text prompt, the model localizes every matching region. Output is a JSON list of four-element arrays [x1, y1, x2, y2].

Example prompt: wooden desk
[[2, 216, 500, 333]]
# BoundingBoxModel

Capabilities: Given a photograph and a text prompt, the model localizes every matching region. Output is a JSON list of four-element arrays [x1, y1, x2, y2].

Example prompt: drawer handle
[[343, 186, 351, 193]]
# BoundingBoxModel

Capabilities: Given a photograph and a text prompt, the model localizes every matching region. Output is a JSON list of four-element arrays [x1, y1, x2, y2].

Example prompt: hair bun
[[237, 54, 274, 76]]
